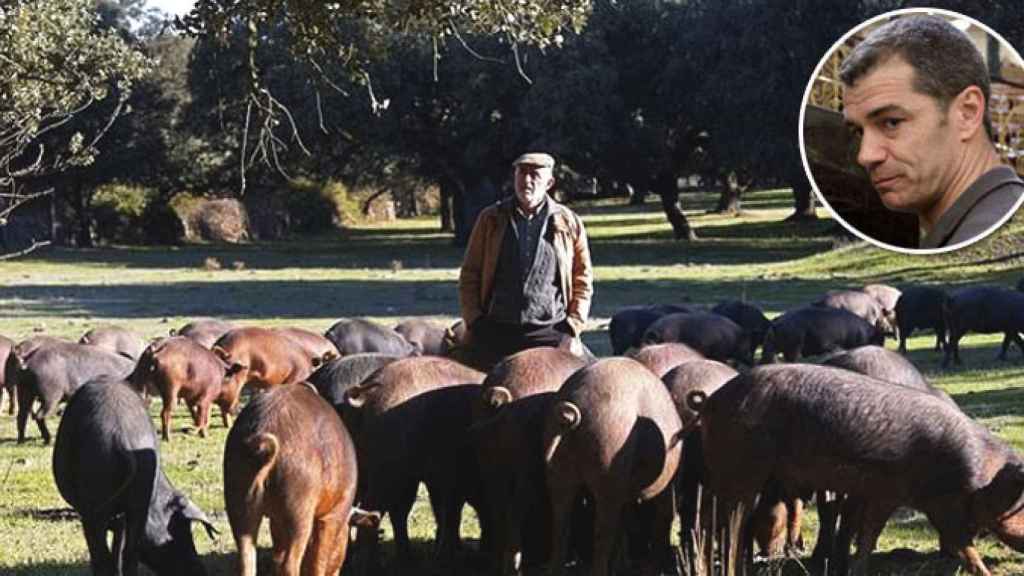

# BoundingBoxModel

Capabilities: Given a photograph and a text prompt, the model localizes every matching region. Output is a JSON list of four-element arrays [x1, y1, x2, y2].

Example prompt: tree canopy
[[0, 0, 150, 252]]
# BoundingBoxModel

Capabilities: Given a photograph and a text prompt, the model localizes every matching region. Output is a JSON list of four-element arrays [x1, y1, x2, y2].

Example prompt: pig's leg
[[810, 490, 837, 572], [391, 479, 419, 571], [786, 494, 804, 554], [160, 388, 176, 441], [848, 502, 894, 576], [546, 478, 579, 576], [304, 511, 347, 576], [270, 509, 314, 576], [82, 515, 115, 575], [15, 383, 33, 443], [196, 398, 211, 439], [649, 485, 677, 575], [591, 491, 627, 576]]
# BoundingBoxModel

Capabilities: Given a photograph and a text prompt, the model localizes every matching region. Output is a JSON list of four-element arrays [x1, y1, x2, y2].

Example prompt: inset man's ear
[[952, 85, 987, 142]]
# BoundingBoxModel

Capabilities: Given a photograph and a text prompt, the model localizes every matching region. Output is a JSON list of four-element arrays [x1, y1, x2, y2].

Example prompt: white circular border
[[798, 7, 1024, 255]]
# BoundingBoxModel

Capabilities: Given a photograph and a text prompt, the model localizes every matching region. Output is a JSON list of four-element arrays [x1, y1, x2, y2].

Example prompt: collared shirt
[[920, 165, 1024, 249], [512, 197, 550, 272], [487, 197, 566, 325]]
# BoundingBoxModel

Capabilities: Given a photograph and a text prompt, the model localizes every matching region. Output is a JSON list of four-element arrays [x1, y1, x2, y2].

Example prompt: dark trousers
[[465, 317, 572, 372]]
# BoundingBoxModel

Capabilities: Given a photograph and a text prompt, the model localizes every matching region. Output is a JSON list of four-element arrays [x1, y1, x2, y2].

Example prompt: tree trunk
[[71, 182, 93, 248], [629, 182, 647, 205], [439, 177, 454, 233], [657, 172, 697, 240], [786, 173, 817, 221]]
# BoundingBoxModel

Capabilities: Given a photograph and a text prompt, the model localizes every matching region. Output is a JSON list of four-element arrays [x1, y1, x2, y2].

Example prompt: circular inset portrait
[[800, 8, 1024, 253]]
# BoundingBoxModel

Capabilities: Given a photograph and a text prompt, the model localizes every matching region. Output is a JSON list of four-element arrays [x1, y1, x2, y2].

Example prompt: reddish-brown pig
[[130, 336, 240, 441], [224, 384, 378, 576], [211, 327, 315, 400], [543, 357, 686, 576]]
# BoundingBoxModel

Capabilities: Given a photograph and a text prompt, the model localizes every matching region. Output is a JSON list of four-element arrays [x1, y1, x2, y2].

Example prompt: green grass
[[2, 188, 1024, 574]]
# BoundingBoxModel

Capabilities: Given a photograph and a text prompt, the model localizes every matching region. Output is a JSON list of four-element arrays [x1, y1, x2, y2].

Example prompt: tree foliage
[[0, 0, 150, 252]]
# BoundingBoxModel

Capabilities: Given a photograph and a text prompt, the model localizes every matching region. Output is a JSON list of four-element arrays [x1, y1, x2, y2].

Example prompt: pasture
[[2, 188, 1024, 575]]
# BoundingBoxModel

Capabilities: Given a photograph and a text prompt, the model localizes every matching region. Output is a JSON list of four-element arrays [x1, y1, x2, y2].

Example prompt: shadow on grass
[[956, 387, 1024, 419], [1, 275, 847, 326]]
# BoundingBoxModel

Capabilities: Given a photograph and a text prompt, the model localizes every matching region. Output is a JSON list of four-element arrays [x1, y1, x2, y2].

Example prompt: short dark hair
[[839, 14, 993, 139]]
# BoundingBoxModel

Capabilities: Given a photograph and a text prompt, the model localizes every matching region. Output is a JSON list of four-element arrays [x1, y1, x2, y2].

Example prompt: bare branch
[[0, 239, 52, 261]]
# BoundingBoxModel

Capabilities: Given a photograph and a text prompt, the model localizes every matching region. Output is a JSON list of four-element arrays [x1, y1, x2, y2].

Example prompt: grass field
[[2, 188, 1024, 574]]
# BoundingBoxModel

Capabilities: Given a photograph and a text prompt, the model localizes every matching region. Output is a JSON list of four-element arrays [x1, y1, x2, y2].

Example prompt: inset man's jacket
[[459, 197, 593, 337]]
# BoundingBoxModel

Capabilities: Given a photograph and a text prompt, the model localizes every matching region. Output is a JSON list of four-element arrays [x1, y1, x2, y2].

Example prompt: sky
[[147, 0, 195, 17]]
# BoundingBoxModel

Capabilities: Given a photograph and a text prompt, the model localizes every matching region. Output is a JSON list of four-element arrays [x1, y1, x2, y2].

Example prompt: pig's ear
[[211, 345, 230, 361]]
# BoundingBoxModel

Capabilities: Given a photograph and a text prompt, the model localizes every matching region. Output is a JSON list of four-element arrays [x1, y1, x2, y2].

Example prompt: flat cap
[[513, 152, 555, 168]]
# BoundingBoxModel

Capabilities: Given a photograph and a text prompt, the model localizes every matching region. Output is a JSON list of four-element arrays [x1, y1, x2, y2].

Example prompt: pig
[[394, 318, 449, 356], [52, 377, 216, 576], [224, 383, 378, 576], [761, 306, 884, 364], [273, 327, 340, 363], [814, 289, 894, 335], [171, 318, 236, 349], [79, 325, 147, 361], [822, 345, 951, 403], [129, 336, 240, 441], [307, 353, 400, 418], [472, 347, 588, 575], [894, 285, 949, 354], [0, 334, 13, 415], [628, 342, 705, 378], [607, 304, 699, 355], [660, 361, 742, 565], [344, 357, 486, 573], [4, 335, 66, 416], [861, 283, 901, 315], [711, 300, 771, 357], [543, 357, 686, 576], [17, 342, 135, 444], [324, 317, 418, 357], [944, 286, 1024, 368], [690, 363, 1024, 576], [211, 327, 316, 400], [642, 311, 753, 365]]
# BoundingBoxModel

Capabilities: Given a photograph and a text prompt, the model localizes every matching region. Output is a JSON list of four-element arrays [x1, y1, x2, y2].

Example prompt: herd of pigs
[[3, 278, 1024, 576]]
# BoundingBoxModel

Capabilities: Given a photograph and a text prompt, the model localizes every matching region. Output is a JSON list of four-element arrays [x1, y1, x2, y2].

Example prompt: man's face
[[843, 55, 960, 218], [514, 164, 555, 212]]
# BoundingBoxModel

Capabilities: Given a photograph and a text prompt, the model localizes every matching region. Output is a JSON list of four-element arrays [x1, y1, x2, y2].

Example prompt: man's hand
[[568, 337, 584, 356]]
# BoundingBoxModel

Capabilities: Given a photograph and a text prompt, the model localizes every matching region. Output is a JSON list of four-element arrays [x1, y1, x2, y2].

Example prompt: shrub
[[90, 183, 156, 244]]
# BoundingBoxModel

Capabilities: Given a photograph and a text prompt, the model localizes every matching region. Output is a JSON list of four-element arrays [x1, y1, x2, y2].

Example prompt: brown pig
[[0, 335, 13, 415], [472, 347, 587, 575], [224, 383, 378, 576], [344, 356, 485, 574], [543, 357, 686, 576], [628, 342, 705, 378], [274, 327, 340, 364], [79, 325, 147, 361], [212, 327, 315, 399], [690, 364, 1024, 576], [172, 318, 236, 349], [130, 336, 240, 441]]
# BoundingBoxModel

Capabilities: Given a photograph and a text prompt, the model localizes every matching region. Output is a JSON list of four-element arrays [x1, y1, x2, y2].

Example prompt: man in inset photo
[[840, 14, 1024, 249]]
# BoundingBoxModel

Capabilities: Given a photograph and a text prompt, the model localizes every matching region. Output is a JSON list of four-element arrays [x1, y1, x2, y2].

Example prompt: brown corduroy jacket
[[458, 197, 593, 337]]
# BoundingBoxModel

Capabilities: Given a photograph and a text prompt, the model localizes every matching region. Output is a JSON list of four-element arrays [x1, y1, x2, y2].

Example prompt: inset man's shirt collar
[[920, 165, 1024, 249]]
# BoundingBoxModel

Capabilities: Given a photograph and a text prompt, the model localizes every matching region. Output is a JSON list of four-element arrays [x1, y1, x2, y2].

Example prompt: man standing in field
[[840, 14, 1024, 249], [457, 152, 594, 371]]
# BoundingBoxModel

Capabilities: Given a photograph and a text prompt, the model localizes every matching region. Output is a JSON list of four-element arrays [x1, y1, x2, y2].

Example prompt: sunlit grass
[[2, 188, 1024, 574]]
